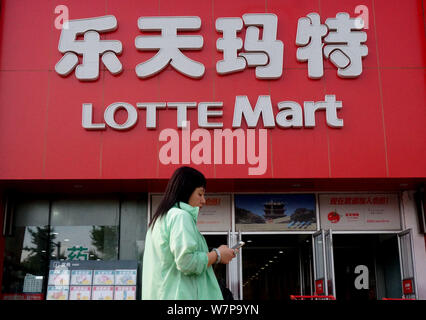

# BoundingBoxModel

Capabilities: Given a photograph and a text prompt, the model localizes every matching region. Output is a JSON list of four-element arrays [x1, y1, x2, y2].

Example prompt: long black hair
[[149, 166, 206, 229]]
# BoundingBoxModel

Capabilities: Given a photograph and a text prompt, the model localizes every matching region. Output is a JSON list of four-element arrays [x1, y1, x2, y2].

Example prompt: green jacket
[[142, 202, 223, 300]]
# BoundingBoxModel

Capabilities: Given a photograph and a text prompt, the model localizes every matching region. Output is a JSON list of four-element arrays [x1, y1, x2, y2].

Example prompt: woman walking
[[142, 166, 236, 300]]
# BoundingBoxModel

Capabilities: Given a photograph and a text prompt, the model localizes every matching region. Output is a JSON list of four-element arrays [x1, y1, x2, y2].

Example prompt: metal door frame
[[324, 229, 336, 297], [397, 228, 418, 299], [312, 229, 328, 296]]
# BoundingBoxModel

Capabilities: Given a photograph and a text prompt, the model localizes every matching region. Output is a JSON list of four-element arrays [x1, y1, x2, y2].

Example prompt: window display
[[1, 195, 146, 300]]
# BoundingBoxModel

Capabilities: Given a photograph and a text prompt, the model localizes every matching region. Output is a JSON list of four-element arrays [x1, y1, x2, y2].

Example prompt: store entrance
[[240, 234, 313, 300], [333, 234, 402, 300]]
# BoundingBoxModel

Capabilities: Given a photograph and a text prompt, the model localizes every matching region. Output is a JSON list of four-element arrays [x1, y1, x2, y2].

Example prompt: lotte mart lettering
[[82, 94, 344, 130], [82, 94, 343, 176]]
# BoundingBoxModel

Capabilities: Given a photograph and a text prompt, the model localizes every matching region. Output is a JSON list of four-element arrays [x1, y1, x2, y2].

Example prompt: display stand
[[46, 260, 139, 300]]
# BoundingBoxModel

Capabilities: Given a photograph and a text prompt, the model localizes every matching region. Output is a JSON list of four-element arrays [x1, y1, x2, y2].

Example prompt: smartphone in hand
[[231, 241, 245, 250]]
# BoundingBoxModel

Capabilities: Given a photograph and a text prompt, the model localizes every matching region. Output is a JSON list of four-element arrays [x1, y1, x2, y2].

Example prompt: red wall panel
[[374, 0, 426, 69], [0, 71, 48, 179], [380, 69, 426, 177], [0, 196, 4, 293]]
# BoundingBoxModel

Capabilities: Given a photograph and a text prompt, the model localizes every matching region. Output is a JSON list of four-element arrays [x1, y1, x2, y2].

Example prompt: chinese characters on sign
[[296, 12, 368, 78], [328, 196, 389, 205], [55, 15, 122, 81], [216, 14, 283, 79], [55, 12, 367, 81], [319, 194, 401, 231], [135, 16, 205, 78], [66, 245, 89, 260]]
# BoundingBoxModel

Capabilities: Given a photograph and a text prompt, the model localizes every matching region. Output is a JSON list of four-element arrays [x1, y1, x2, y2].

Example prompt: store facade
[[0, 0, 425, 300]]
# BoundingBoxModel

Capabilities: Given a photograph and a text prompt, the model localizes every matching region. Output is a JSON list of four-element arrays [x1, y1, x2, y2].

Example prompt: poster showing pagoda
[[235, 194, 316, 231]]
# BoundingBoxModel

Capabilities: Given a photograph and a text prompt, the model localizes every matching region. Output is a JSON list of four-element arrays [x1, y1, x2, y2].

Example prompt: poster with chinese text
[[115, 270, 137, 286], [69, 286, 91, 300], [114, 286, 136, 300], [92, 286, 114, 300], [48, 269, 70, 286], [71, 270, 93, 286], [319, 193, 401, 230], [46, 286, 69, 300], [93, 270, 115, 285]]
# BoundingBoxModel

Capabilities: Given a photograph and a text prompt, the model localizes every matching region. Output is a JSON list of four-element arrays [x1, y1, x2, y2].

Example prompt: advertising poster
[[46, 286, 69, 300], [71, 270, 93, 286], [92, 286, 114, 300], [93, 270, 115, 285], [115, 270, 137, 286], [23, 274, 43, 293], [48, 269, 70, 286], [69, 286, 91, 300], [235, 194, 316, 231], [151, 194, 232, 232], [197, 195, 232, 231], [319, 194, 401, 230], [114, 286, 136, 300]]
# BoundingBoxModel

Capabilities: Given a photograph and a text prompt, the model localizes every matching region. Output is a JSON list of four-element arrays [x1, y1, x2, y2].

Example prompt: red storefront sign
[[0, 0, 424, 180]]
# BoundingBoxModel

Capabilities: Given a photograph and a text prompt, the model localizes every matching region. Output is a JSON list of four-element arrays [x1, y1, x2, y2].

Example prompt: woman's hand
[[207, 244, 238, 267], [217, 245, 237, 264]]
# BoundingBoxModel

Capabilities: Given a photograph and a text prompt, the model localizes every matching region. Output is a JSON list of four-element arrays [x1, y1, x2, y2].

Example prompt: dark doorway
[[333, 234, 402, 300], [241, 234, 312, 300]]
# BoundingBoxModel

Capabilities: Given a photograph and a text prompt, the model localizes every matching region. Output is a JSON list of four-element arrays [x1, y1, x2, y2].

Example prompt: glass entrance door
[[312, 230, 327, 296], [398, 229, 417, 299], [239, 234, 312, 300], [311, 230, 335, 297], [333, 234, 405, 300]]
